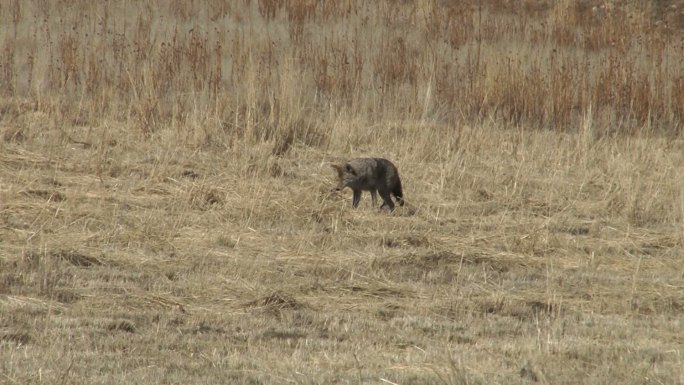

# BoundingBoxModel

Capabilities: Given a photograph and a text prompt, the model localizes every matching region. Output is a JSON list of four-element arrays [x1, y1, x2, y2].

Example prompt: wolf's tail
[[393, 180, 404, 206]]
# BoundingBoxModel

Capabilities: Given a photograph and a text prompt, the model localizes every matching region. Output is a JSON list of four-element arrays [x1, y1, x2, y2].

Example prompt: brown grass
[[1, 1, 684, 384]]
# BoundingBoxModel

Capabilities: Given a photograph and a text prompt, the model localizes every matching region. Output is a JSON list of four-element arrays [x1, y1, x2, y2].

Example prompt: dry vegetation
[[1, 0, 684, 384]]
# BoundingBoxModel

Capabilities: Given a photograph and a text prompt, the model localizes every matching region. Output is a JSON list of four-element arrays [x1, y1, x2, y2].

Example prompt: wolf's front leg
[[352, 189, 362, 208], [378, 189, 395, 211]]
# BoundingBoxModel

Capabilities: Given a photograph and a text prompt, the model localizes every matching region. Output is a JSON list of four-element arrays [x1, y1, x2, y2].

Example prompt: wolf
[[331, 157, 404, 211]]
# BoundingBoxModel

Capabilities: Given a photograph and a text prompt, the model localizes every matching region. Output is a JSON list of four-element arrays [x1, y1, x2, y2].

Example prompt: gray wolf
[[331, 157, 404, 211]]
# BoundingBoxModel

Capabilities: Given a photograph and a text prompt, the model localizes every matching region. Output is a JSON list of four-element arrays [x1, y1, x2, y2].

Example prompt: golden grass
[[1, 1, 684, 384]]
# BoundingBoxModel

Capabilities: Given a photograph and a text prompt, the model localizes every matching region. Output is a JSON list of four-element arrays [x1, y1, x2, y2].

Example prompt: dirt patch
[[0, 331, 31, 345], [21, 189, 65, 202], [246, 291, 307, 311]]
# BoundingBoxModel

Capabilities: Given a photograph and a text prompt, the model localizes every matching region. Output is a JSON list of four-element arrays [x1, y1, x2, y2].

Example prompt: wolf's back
[[345, 157, 396, 186]]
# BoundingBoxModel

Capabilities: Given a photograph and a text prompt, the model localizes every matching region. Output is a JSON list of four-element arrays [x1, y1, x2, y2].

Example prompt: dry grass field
[[1, 1, 684, 384]]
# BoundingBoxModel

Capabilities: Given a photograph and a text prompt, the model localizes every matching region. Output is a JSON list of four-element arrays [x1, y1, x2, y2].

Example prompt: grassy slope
[[1, 1, 684, 384]]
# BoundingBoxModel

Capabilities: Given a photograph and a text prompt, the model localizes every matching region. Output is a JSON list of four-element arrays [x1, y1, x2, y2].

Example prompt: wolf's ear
[[345, 164, 356, 175]]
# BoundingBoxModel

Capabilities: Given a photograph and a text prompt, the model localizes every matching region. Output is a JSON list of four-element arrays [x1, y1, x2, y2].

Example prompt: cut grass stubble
[[1, 1, 684, 384]]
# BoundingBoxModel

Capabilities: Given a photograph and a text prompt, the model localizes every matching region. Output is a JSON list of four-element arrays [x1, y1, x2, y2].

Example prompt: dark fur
[[332, 157, 404, 211]]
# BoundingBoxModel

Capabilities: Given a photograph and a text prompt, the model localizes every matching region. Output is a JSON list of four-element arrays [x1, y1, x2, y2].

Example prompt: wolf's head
[[331, 163, 356, 191]]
